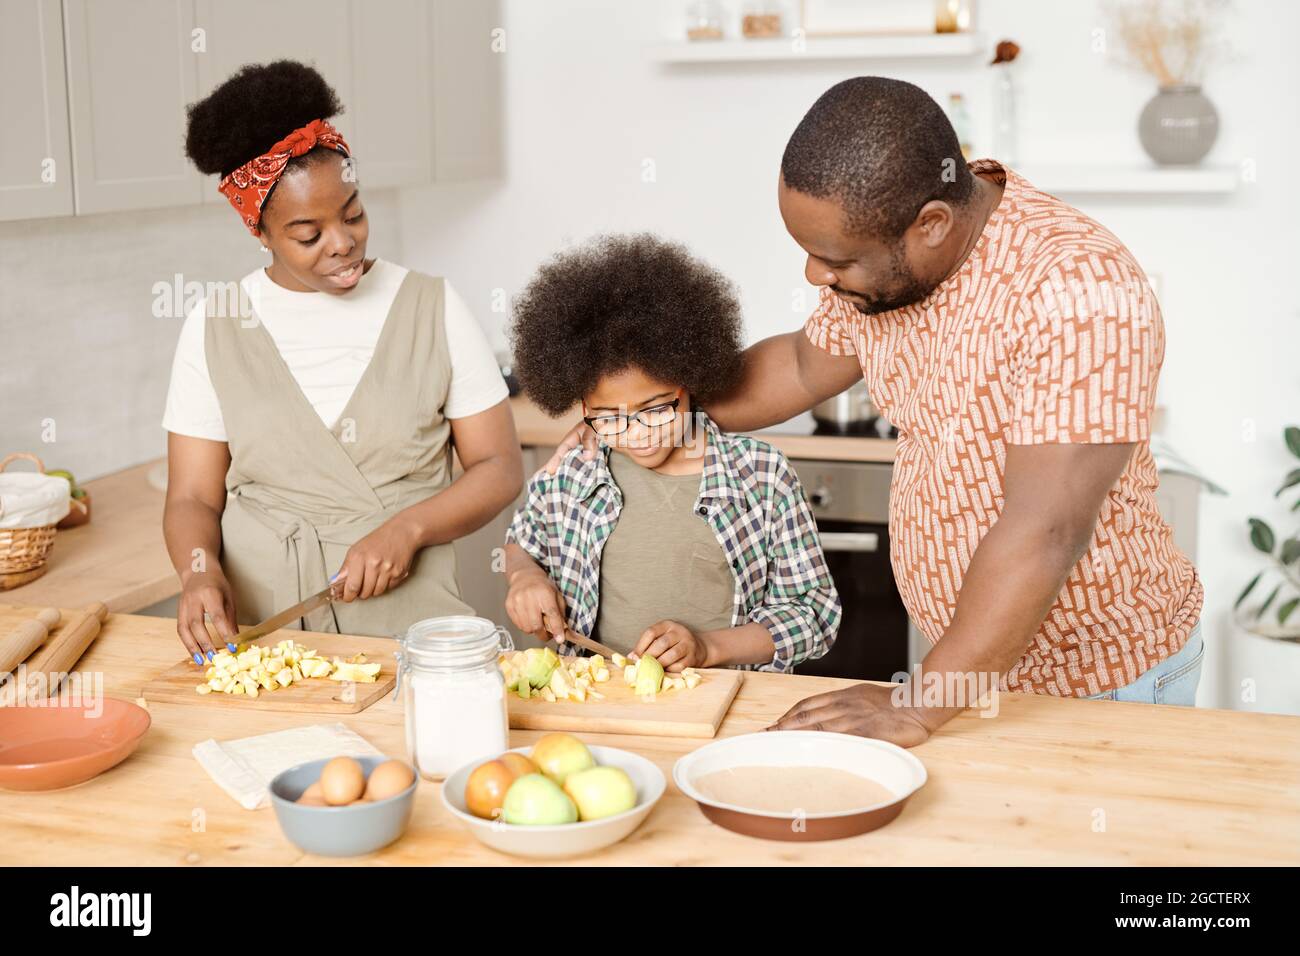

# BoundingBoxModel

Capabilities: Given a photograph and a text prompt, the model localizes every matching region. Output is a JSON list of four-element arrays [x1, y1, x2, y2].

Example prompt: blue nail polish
[[227, 643, 237, 653], [193, 652, 204, 665], [206, 650, 215, 661]]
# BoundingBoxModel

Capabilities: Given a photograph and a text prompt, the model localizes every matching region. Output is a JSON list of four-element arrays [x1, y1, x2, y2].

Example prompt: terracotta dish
[[672, 731, 927, 841], [0, 697, 151, 791]]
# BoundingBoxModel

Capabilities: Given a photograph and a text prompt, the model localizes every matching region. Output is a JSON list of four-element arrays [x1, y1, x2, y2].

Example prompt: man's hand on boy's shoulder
[[544, 421, 599, 475], [633, 620, 709, 671]]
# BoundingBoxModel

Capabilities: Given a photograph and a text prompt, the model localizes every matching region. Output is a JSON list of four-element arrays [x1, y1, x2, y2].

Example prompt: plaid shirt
[[505, 413, 840, 672]]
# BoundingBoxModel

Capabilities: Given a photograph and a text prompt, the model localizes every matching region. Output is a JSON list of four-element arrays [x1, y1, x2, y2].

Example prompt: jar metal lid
[[395, 615, 513, 674]]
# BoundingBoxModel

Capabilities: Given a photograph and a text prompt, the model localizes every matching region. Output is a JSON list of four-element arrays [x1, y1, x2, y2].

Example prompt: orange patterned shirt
[[804, 160, 1202, 697]]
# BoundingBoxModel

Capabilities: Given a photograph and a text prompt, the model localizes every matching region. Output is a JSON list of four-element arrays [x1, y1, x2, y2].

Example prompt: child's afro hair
[[509, 234, 746, 417]]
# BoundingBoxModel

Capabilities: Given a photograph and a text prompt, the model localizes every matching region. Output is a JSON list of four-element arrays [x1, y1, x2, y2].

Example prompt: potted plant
[[1104, 0, 1229, 165], [1226, 426, 1300, 714], [1235, 426, 1300, 642]]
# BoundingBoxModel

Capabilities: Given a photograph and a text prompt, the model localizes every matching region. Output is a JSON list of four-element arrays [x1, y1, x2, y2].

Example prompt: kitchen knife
[[559, 628, 620, 659], [228, 582, 339, 647]]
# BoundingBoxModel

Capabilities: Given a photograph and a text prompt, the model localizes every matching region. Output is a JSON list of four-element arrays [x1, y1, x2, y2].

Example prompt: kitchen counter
[[5, 460, 173, 614], [5, 399, 892, 616], [509, 396, 898, 464], [2, 608, 1296, 866]]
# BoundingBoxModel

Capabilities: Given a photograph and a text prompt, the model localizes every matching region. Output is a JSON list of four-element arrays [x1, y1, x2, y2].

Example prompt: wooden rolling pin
[[23, 602, 108, 697], [0, 607, 61, 676]]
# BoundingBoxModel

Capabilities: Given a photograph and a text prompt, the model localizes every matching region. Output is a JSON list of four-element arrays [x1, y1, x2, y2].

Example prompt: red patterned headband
[[217, 118, 350, 237]]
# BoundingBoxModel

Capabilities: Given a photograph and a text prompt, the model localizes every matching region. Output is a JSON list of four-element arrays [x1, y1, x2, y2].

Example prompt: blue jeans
[[1084, 623, 1204, 706]]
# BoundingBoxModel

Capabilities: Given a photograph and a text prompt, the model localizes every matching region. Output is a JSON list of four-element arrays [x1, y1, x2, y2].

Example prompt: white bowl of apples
[[441, 733, 666, 859]]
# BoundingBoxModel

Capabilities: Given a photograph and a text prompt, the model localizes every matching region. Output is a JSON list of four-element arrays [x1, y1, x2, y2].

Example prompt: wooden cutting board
[[507, 667, 743, 738], [141, 632, 397, 714]]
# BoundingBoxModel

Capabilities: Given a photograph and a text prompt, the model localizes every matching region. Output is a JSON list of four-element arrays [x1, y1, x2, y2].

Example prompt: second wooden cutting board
[[141, 632, 396, 714], [507, 667, 743, 738]]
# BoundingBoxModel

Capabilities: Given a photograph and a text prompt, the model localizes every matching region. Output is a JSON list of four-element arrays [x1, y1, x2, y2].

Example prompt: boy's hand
[[633, 620, 709, 671], [543, 421, 598, 475], [506, 566, 569, 642]]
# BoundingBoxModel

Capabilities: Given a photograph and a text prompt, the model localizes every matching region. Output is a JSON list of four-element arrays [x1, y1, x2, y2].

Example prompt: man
[[551, 77, 1203, 746]]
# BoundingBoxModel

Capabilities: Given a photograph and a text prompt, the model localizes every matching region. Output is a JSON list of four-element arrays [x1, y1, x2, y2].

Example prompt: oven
[[786, 458, 915, 681]]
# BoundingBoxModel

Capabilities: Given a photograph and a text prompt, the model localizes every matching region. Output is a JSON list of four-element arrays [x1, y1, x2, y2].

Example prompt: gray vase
[[1138, 84, 1219, 165]]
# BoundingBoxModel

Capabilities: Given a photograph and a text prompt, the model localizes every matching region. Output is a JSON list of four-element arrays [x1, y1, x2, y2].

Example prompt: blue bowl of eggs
[[269, 755, 417, 857]]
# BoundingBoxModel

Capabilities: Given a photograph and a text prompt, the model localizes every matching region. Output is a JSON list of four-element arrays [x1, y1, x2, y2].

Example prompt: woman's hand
[[632, 620, 710, 671], [337, 517, 421, 602], [177, 569, 238, 664], [505, 566, 568, 643], [542, 421, 598, 475]]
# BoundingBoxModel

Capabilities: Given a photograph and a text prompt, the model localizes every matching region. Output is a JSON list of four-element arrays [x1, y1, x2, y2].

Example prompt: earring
[[259, 245, 270, 253]]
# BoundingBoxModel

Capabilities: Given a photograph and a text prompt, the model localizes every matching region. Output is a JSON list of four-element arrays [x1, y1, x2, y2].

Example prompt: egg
[[296, 781, 326, 805], [364, 759, 415, 803], [319, 756, 366, 806]]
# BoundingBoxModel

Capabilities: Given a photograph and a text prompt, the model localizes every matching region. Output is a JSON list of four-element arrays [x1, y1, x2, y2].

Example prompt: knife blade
[[229, 582, 339, 647]]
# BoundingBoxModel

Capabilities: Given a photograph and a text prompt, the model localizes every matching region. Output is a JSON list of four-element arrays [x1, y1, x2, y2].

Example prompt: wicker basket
[[0, 452, 65, 575]]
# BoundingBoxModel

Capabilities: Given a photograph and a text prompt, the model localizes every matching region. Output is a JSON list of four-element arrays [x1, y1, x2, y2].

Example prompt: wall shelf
[[1020, 164, 1240, 196], [651, 32, 985, 63]]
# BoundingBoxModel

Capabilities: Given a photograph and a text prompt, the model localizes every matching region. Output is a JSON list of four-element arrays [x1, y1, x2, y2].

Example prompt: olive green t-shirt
[[593, 451, 737, 654]]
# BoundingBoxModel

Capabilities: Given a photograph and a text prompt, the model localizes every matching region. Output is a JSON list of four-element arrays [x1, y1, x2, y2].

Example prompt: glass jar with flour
[[396, 616, 513, 780]]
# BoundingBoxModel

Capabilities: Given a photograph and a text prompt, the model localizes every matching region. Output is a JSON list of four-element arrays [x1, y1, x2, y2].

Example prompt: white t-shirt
[[162, 259, 508, 442]]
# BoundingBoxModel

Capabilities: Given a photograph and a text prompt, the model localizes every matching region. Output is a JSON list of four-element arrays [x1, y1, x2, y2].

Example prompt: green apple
[[501, 773, 577, 825], [521, 647, 560, 688], [563, 766, 637, 821], [633, 654, 665, 696], [47, 469, 79, 493], [530, 732, 595, 785]]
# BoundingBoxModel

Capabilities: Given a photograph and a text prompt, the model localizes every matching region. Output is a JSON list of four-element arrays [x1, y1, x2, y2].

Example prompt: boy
[[503, 234, 839, 671]]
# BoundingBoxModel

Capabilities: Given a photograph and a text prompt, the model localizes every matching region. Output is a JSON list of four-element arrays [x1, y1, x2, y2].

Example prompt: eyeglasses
[[582, 390, 682, 437]]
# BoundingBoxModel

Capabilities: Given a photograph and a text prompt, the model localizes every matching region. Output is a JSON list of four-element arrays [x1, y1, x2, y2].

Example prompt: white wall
[[395, 0, 1300, 712]]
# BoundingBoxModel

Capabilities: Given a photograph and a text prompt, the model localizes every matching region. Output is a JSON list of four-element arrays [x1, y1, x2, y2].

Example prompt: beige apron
[[204, 269, 474, 638]]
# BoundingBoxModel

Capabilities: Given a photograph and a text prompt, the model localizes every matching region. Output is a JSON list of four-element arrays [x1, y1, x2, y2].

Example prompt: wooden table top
[[1, 608, 1296, 866]]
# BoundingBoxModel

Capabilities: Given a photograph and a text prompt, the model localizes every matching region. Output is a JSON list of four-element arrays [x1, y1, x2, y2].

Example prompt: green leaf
[[1257, 583, 1282, 620], [1235, 571, 1263, 609], [1286, 425, 1300, 459], [1248, 518, 1275, 554], [1277, 469, 1300, 497], [1283, 539, 1300, 566], [1279, 597, 1300, 626]]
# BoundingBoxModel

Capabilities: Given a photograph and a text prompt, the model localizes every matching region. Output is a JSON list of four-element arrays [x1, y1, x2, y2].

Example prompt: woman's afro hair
[[184, 60, 343, 177], [509, 234, 746, 417]]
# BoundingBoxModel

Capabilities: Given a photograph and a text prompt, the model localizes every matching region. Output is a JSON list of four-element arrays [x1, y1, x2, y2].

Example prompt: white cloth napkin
[[0, 472, 70, 529], [193, 722, 384, 810]]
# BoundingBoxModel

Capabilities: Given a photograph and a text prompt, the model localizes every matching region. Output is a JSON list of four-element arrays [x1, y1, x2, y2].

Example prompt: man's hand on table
[[767, 682, 936, 747]]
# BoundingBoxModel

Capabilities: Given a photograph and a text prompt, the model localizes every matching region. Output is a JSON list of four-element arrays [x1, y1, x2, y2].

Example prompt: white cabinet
[[350, 0, 434, 189], [431, 0, 504, 182], [0, 0, 74, 221], [192, 0, 354, 203], [1, 0, 502, 221], [62, 0, 204, 214], [192, 0, 501, 198]]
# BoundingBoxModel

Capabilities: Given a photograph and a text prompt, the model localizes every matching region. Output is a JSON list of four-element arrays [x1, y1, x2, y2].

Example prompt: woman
[[163, 61, 522, 663]]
